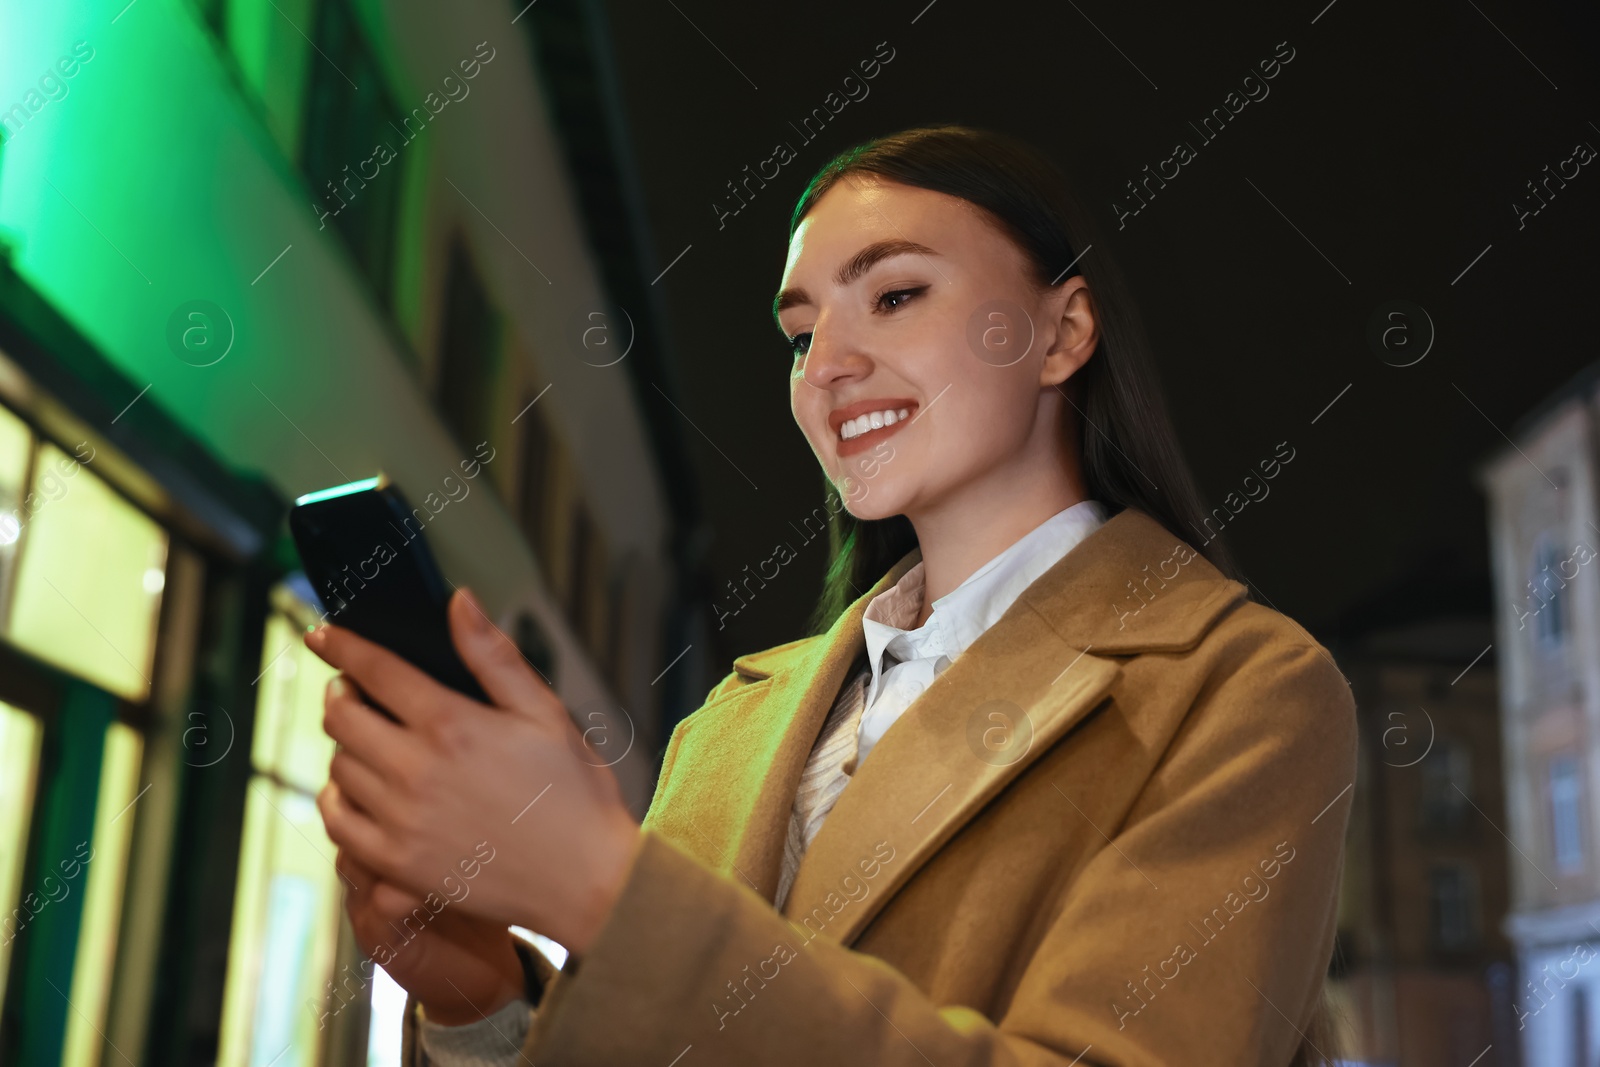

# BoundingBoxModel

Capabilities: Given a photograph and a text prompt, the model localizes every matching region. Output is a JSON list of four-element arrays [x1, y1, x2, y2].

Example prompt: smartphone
[[288, 475, 488, 705]]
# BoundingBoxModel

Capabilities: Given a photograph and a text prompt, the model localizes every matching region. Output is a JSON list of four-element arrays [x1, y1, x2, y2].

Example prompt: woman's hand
[[308, 588, 643, 955], [334, 846, 524, 1026]]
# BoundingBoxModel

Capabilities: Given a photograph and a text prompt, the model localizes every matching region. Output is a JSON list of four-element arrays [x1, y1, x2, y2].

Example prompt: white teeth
[[839, 407, 911, 439]]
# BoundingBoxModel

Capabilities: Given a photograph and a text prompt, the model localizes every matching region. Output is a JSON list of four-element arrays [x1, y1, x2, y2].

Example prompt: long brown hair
[[790, 125, 1248, 636]]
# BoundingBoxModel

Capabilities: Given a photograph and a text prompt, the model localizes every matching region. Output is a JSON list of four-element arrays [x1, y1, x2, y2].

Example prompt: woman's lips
[[835, 405, 916, 458]]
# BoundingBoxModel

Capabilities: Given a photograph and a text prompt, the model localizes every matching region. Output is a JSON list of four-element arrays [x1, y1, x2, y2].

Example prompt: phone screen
[[288, 476, 488, 704]]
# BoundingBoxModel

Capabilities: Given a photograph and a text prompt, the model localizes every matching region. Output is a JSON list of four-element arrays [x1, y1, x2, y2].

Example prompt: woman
[[310, 125, 1357, 1066]]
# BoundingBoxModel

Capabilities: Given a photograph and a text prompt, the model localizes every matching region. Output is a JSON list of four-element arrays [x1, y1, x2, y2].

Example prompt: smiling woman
[[325, 126, 1357, 1067]]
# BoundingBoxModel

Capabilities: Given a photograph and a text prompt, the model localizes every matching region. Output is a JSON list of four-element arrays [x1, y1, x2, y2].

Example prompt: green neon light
[[294, 476, 380, 506]]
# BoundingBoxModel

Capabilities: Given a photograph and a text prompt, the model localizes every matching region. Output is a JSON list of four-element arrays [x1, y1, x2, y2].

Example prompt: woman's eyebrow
[[771, 239, 940, 329]]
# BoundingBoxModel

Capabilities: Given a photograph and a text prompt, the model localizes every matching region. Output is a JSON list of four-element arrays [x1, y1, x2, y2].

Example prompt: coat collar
[[685, 506, 1247, 947]]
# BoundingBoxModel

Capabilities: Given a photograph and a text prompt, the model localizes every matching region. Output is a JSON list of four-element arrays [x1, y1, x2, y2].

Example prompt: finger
[[318, 780, 394, 880], [306, 622, 470, 730], [336, 848, 430, 957], [324, 675, 416, 780], [449, 587, 557, 717], [335, 846, 371, 896], [369, 879, 428, 923], [329, 747, 391, 818]]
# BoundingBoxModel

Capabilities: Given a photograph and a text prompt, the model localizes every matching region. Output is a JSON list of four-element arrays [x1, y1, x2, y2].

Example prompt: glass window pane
[[221, 595, 347, 1067], [61, 721, 144, 1067], [249, 613, 296, 778], [6, 445, 167, 701], [217, 775, 273, 1067], [1551, 754, 1585, 873], [0, 700, 43, 1017], [217, 781, 345, 1067], [250, 611, 337, 791], [0, 404, 31, 626]]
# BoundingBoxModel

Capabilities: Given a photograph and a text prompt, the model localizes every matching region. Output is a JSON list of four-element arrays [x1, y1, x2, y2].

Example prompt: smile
[[831, 399, 918, 458]]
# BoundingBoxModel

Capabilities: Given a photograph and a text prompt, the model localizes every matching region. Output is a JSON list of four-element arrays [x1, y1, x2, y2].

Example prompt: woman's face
[[777, 176, 1096, 523]]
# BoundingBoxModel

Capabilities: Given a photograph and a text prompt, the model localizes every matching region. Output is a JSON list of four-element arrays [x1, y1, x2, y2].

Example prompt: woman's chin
[[841, 494, 906, 523]]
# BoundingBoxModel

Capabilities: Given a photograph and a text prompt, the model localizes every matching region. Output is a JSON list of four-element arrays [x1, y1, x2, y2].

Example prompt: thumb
[[449, 587, 556, 717]]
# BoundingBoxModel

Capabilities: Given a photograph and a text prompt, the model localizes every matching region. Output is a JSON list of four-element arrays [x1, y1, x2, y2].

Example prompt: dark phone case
[[289, 481, 488, 705]]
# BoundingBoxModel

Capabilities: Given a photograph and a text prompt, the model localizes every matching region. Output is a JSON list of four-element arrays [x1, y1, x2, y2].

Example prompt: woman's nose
[[801, 322, 870, 390]]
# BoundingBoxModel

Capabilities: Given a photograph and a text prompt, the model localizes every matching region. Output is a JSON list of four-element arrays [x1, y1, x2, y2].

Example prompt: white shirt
[[854, 499, 1111, 769]]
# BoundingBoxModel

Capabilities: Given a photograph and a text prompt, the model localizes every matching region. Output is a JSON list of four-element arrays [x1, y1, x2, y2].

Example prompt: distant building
[[1324, 581, 1515, 1064], [1479, 360, 1600, 1066]]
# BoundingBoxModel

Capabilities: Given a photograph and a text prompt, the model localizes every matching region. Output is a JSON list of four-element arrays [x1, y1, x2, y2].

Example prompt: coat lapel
[[649, 548, 922, 903], [776, 507, 1249, 946]]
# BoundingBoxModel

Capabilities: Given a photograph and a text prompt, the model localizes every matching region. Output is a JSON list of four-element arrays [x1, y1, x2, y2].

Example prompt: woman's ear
[[1039, 277, 1097, 388]]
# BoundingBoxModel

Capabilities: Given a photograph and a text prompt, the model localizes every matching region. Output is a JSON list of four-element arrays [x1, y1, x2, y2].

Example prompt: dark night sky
[[596, 0, 1599, 668]]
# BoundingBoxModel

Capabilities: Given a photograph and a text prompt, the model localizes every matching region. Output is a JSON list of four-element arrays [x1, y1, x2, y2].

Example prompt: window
[[0, 395, 187, 1062], [4, 441, 168, 702], [0, 700, 42, 1015], [216, 596, 345, 1067], [1550, 754, 1586, 875], [1427, 863, 1478, 951], [435, 235, 502, 450], [1418, 737, 1472, 834], [60, 722, 144, 1067], [0, 400, 30, 615], [301, 0, 405, 305], [1530, 531, 1569, 652]]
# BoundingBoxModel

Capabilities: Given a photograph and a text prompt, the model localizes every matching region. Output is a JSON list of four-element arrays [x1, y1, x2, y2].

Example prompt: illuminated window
[[5, 442, 167, 702], [218, 599, 346, 1067], [0, 402, 33, 623], [60, 722, 144, 1067], [0, 701, 43, 1015]]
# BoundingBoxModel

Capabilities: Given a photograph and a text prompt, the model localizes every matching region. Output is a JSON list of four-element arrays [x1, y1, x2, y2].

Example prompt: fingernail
[[306, 625, 327, 648], [326, 676, 346, 701]]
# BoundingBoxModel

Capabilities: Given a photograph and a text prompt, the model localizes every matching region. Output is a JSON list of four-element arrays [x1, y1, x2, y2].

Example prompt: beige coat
[[401, 506, 1357, 1065]]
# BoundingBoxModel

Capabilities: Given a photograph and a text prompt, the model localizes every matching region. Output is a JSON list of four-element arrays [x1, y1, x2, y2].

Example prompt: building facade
[[1480, 361, 1600, 1066], [1328, 625, 1516, 1066], [0, 0, 706, 1063]]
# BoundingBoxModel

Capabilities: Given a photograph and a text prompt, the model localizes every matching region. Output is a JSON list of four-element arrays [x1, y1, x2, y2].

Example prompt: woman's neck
[[905, 446, 1088, 629]]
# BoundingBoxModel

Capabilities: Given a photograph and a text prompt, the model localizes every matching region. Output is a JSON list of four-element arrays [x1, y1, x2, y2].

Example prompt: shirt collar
[[860, 499, 1112, 701]]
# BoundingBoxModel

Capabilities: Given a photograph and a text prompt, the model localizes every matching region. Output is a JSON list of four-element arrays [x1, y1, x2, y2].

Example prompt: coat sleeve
[[502, 639, 1358, 1066], [396, 671, 730, 1065]]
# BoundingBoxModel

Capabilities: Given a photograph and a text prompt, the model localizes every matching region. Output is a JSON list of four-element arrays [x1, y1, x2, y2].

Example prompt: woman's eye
[[788, 332, 812, 358], [876, 287, 925, 312]]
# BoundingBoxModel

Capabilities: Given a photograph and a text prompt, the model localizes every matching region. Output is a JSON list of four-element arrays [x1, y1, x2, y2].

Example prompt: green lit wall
[[0, 0, 668, 657]]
